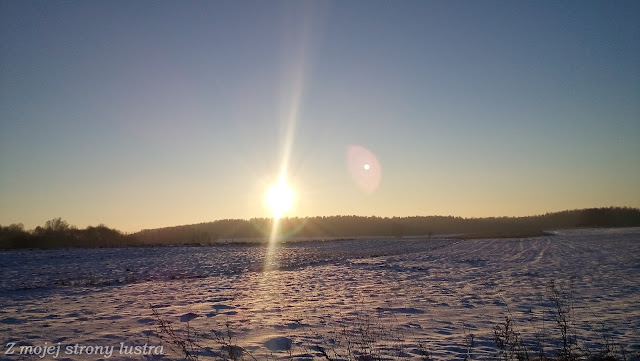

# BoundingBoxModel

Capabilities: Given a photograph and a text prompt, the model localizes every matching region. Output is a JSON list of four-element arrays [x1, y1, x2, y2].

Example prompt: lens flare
[[261, 1, 321, 274], [346, 145, 381, 194]]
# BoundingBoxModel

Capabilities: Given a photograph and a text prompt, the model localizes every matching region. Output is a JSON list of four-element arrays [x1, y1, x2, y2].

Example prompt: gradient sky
[[1, 1, 639, 232]]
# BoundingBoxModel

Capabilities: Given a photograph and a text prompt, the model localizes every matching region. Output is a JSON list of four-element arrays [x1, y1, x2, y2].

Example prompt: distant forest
[[1, 207, 639, 249]]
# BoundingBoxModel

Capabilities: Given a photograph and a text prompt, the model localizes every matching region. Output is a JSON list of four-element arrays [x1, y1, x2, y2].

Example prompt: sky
[[1, 1, 639, 232]]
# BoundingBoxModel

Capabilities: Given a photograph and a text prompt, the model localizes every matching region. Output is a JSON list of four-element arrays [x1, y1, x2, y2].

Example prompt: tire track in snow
[[532, 237, 551, 265]]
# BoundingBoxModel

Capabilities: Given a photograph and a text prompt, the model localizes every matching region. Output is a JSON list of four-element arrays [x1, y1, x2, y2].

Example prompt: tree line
[[1, 207, 639, 249], [0, 218, 128, 249]]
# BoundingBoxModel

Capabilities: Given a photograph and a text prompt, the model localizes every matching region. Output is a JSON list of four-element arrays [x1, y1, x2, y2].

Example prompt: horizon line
[[138, 205, 638, 231]]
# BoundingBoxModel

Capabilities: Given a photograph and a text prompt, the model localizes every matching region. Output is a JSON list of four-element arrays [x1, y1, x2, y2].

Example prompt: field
[[1, 228, 639, 360]]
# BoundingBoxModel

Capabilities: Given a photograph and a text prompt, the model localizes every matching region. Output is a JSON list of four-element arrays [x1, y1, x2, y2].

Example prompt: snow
[[0, 228, 638, 360]]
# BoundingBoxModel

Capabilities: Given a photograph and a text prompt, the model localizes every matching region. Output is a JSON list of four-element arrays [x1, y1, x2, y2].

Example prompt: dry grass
[[150, 282, 639, 361]]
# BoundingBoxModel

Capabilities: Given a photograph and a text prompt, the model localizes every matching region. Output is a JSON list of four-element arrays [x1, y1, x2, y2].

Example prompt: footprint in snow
[[264, 336, 292, 352], [137, 317, 156, 325], [0, 317, 24, 324], [376, 307, 425, 314], [180, 313, 199, 322], [212, 304, 233, 310]]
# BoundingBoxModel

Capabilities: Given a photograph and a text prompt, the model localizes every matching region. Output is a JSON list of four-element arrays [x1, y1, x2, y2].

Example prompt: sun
[[266, 180, 295, 218]]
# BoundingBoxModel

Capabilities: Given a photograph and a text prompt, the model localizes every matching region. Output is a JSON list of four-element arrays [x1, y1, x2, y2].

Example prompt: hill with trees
[[2, 207, 638, 249], [132, 207, 640, 245]]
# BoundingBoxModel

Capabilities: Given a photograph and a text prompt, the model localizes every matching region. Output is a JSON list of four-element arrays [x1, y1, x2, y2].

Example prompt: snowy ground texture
[[1, 228, 639, 360]]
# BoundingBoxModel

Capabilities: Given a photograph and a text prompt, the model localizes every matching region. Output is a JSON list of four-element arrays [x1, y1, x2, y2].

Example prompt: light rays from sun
[[262, 2, 322, 272]]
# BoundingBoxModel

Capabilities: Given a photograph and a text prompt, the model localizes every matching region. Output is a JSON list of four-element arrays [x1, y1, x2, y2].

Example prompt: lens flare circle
[[266, 180, 294, 218], [346, 145, 381, 194]]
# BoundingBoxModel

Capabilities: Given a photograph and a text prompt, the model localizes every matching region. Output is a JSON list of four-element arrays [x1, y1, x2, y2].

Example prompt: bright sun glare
[[266, 180, 295, 218]]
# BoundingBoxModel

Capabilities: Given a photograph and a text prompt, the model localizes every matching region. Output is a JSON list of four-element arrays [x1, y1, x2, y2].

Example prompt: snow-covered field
[[1, 228, 639, 360]]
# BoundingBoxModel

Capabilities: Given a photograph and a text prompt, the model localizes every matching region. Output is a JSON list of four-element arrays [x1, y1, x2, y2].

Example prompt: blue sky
[[1, 0, 639, 232]]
